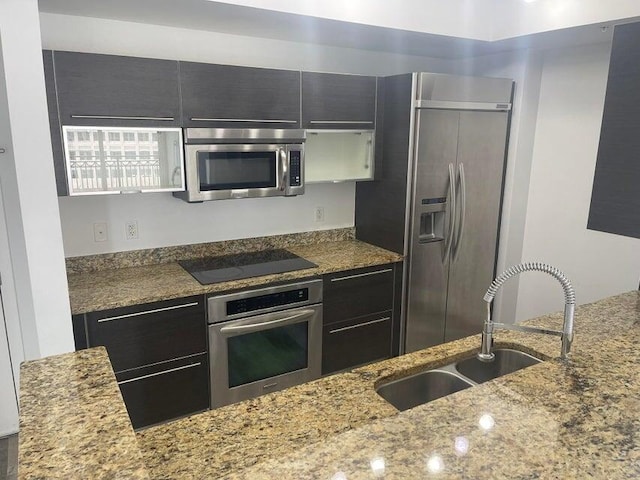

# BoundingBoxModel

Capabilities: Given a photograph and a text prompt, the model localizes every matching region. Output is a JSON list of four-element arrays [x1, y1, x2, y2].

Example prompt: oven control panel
[[227, 288, 309, 316], [208, 279, 323, 323]]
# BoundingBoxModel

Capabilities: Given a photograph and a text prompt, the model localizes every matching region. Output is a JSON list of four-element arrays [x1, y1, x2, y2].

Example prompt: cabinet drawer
[[323, 264, 395, 325], [86, 296, 206, 373], [116, 353, 209, 429], [321, 312, 392, 375]]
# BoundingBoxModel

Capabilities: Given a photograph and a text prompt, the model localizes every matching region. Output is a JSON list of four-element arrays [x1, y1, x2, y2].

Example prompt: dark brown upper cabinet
[[302, 72, 377, 129], [588, 22, 640, 239], [42, 50, 68, 196], [53, 51, 181, 127], [179, 62, 301, 128]]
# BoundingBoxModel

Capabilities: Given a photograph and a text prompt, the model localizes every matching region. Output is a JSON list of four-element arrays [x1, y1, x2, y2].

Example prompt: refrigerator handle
[[453, 162, 466, 262], [443, 162, 456, 261]]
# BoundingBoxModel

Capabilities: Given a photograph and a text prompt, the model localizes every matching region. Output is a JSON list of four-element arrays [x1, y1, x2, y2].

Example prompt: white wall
[[40, 13, 454, 257], [59, 184, 355, 256], [516, 42, 640, 320], [0, 1, 73, 359]]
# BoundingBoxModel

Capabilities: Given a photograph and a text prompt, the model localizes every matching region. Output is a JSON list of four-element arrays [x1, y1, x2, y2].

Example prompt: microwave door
[[183, 144, 283, 201]]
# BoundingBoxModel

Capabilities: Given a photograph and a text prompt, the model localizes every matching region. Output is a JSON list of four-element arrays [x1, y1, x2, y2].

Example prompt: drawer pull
[[309, 120, 374, 125], [70, 115, 175, 121], [97, 302, 200, 323], [329, 316, 390, 334], [117, 362, 201, 385], [330, 268, 393, 282], [190, 118, 298, 124]]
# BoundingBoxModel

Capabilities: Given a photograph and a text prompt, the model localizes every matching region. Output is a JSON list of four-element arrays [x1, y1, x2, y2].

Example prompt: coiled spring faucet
[[478, 262, 576, 362]]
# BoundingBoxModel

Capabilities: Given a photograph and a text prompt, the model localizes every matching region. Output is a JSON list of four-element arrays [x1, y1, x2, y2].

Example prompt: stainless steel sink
[[376, 349, 543, 411], [376, 369, 474, 412], [455, 348, 541, 384]]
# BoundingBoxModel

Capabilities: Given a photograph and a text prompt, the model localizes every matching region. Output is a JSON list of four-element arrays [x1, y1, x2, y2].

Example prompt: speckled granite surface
[[66, 227, 355, 274], [18, 348, 149, 480], [19, 292, 640, 479], [68, 239, 403, 314], [137, 291, 640, 479]]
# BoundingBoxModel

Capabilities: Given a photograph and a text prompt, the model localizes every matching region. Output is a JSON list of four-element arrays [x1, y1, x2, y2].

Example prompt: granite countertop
[[18, 348, 149, 480], [19, 291, 640, 479], [67, 239, 403, 314]]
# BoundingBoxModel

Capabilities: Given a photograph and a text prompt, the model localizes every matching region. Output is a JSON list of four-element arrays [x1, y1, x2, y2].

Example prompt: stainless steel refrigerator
[[404, 74, 513, 352]]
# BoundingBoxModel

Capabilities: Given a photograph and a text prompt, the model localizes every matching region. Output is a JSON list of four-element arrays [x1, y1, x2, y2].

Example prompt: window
[[124, 151, 136, 160], [108, 132, 121, 141], [123, 132, 135, 142], [67, 131, 75, 142], [77, 132, 91, 141], [138, 133, 149, 142]]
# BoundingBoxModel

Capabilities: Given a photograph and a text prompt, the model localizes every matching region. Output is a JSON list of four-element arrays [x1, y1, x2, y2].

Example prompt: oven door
[[184, 143, 286, 201], [209, 304, 322, 408]]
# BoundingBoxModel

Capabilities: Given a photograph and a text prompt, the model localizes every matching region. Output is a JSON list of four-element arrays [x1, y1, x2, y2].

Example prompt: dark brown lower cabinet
[[75, 295, 209, 429], [321, 262, 399, 375], [116, 354, 209, 429], [322, 311, 393, 374]]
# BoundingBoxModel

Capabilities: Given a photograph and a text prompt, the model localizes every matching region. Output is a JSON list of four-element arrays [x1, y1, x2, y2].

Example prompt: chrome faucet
[[478, 262, 575, 362]]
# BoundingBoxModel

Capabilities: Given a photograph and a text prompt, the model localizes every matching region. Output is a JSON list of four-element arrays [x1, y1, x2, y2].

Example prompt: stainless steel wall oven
[[208, 280, 322, 408]]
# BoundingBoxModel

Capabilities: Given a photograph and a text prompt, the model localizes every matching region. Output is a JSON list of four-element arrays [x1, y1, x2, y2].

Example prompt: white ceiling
[[37, 0, 639, 58]]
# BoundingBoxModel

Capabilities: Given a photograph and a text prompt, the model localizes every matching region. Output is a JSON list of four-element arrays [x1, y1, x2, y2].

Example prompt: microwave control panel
[[290, 150, 302, 186]]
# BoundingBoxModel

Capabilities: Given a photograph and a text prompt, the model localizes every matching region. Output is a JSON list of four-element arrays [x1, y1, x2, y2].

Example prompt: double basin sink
[[376, 349, 541, 411]]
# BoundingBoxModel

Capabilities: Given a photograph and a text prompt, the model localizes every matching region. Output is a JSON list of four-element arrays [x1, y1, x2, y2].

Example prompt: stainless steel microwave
[[173, 128, 305, 202]]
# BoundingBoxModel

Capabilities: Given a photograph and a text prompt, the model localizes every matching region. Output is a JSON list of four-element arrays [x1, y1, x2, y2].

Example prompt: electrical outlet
[[315, 207, 325, 223], [93, 222, 108, 242], [125, 220, 138, 240]]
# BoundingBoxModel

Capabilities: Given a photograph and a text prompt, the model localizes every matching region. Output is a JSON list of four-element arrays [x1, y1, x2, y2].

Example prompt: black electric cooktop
[[179, 249, 318, 285]]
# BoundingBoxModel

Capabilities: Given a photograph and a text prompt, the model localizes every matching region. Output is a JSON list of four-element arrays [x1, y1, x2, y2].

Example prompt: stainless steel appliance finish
[[405, 73, 513, 353], [208, 280, 322, 408], [174, 128, 305, 202]]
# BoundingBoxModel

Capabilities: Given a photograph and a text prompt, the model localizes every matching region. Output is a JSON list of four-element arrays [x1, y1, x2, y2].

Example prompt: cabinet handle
[[70, 115, 175, 121], [330, 268, 392, 282], [309, 120, 374, 125], [117, 362, 201, 385], [190, 117, 298, 124], [0, 148, 5, 154], [97, 302, 200, 323], [329, 316, 390, 334]]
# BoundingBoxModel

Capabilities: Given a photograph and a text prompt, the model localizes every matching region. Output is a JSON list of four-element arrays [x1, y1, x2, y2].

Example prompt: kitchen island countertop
[[19, 291, 640, 479]]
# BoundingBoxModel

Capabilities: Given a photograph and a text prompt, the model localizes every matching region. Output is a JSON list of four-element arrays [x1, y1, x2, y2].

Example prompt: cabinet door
[[323, 264, 395, 326], [86, 296, 206, 373], [180, 62, 301, 128], [54, 51, 181, 127], [588, 22, 640, 239], [42, 50, 68, 196], [116, 353, 209, 429], [302, 72, 377, 129], [322, 312, 393, 375]]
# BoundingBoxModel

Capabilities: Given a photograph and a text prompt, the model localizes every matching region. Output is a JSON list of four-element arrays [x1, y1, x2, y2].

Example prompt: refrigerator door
[[405, 109, 459, 352], [444, 111, 510, 342]]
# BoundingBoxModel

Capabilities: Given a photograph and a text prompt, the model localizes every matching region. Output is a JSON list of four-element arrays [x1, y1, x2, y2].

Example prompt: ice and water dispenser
[[418, 197, 448, 243]]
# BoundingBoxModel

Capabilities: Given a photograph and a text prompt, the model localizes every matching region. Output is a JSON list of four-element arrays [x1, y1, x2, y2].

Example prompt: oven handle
[[219, 309, 315, 335]]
